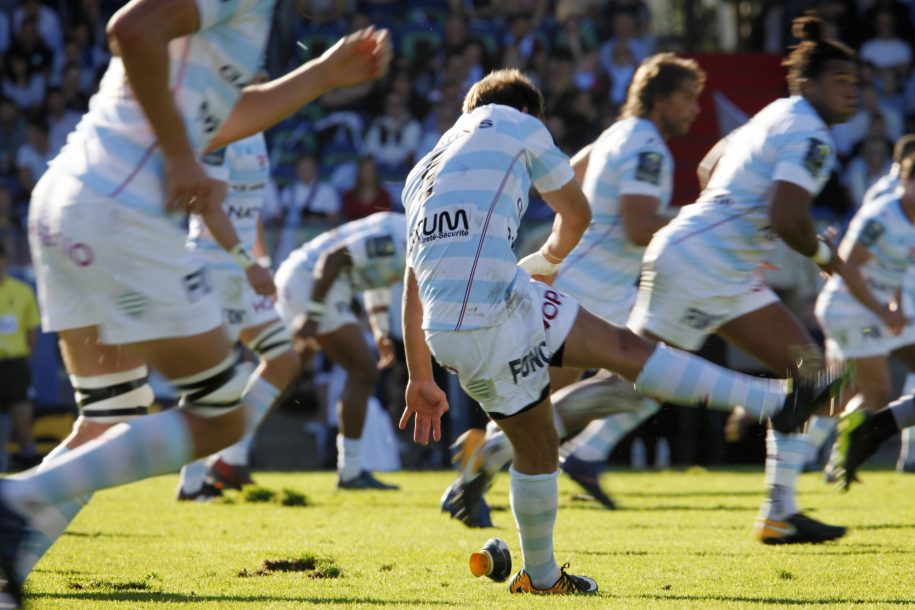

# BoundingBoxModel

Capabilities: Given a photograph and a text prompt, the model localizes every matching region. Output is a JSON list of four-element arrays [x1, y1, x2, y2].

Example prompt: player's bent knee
[[70, 366, 155, 424], [248, 319, 294, 362], [172, 353, 253, 418], [262, 348, 301, 386]]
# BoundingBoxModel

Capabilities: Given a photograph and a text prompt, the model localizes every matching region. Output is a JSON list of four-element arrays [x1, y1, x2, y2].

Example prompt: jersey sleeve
[[520, 115, 574, 193], [618, 139, 668, 199], [346, 230, 397, 270], [771, 129, 835, 196], [846, 210, 887, 253]]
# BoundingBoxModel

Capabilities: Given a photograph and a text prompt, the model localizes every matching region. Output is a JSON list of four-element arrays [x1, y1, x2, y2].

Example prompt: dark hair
[[621, 53, 706, 119], [893, 134, 915, 164], [783, 14, 856, 94], [462, 69, 544, 117], [0, 242, 6, 260]]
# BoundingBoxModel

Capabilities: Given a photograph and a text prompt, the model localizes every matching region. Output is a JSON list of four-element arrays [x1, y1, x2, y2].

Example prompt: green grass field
[[23, 467, 915, 609]]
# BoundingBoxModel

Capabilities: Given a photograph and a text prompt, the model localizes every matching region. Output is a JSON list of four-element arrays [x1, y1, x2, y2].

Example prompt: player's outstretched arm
[[209, 27, 392, 151], [107, 0, 218, 212], [519, 179, 591, 283], [196, 194, 276, 296], [841, 240, 906, 335], [399, 267, 448, 445]]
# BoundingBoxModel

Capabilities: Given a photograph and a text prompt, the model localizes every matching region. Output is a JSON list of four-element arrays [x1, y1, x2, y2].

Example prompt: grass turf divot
[[237, 555, 341, 579], [68, 572, 161, 592], [241, 486, 276, 503]]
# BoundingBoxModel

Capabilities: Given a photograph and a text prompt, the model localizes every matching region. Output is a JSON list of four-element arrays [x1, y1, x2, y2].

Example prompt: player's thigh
[[716, 300, 818, 374], [549, 367, 582, 392], [58, 326, 146, 377], [318, 323, 378, 382], [129, 326, 234, 379], [850, 355, 892, 410], [560, 307, 654, 382]]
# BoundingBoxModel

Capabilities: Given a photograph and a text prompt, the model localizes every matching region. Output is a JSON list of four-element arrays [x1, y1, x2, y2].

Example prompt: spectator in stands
[[0, 186, 19, 265], [0, 11, 9, 57], [859, 9, 912, 81], [44, 87, 80, 157], [605, 38, 638, 107], [364, 92, 421, 177], [0, 242, 39, 472], [2, 54, 45, 113], [442, 13, 469, 57], [342, 156, 393, 221], [8, 17, 53, 78], [15, 117, 52, 198], [600, 7, 652, 75], [274, 153, 342, 261], [298, 0, 351, 27], [59, 62, 89, 111], [0, 98, 25, 173], [13, 0, 62, 54], [844, 135, 893, 205], [832, 83, 902, 157]]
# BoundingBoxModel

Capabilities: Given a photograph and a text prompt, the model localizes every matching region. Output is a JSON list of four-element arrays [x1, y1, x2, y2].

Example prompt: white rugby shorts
[[274, 256, 357, 336], [628, 244, 778, 350], [28, 168, 223, 344], [816, 292, 915, 361], [425, 279, 579, 418], [208, 265, 280, 343]]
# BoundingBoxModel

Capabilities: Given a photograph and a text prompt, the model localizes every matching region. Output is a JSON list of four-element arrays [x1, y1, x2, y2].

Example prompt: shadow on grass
[[632, 593, 915, 605], [63, 531, 160, 539], [28, 592, 455, 605], [621, 490, 761, 499], [570, 504, 753, 512], [854, 523, 915, 531]]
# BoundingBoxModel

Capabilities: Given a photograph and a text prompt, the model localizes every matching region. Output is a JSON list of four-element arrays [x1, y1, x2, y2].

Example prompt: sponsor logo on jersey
[[803, 138, 831, 178], [858, 218, 886, 248], [635, 151, 663, 185], [412, 206, 472, 246], [508, 340, 553, 384], [227, 205, 258, 219], [679, 306, 725, 330]]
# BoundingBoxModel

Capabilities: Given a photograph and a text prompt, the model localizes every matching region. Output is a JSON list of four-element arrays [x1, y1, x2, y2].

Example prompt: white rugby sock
[[510, 467, 560, 589], [804, 416, 837, 462], [179, 459, 207, 493], [337, 435, 362, 482], [1, 409, 193, 515], [14, 444, 91, 582], [564, 402, 659, 462], [216, 376, 281, 466], [899, 427, 915, 469], [761, 430, 810, 520], [635, 344, 788, 418]]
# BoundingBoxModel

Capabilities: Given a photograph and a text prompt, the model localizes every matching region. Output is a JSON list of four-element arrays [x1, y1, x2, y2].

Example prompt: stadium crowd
[[1, 0, 915, 471]]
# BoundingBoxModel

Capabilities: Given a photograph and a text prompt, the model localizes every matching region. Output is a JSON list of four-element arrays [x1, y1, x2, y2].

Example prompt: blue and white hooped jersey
[[553, 117, 672, 319], [819, 192, 915, 314], [402, 104, 574, 331], [862, 166, 901, 207], [52, 0, 274, 218], [653, 96, 835, 293], [285, 212, 408, 292], [187, 132, 270, 268]]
